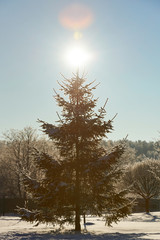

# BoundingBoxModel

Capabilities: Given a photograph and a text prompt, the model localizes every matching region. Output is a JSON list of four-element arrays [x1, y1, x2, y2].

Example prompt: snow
[[1, 212, 160, 239]]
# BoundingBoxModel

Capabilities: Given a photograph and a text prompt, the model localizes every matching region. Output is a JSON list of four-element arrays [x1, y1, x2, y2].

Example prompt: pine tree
[[18, 72, 131, 231]]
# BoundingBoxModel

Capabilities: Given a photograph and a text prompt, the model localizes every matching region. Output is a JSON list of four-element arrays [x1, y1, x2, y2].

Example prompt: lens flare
[[59, 3, 93, 30], [74, 31, 83, 40]]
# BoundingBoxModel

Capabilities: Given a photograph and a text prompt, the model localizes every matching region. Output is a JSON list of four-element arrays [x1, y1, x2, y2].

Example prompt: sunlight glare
[[65, 45, 91, 67]]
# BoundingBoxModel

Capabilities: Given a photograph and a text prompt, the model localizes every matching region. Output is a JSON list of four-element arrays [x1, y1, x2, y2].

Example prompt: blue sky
[[0, 0, 160, 141]]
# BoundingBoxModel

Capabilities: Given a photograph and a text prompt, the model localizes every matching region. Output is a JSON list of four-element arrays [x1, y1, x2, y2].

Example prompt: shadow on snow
[[0, 231, 154, 240]]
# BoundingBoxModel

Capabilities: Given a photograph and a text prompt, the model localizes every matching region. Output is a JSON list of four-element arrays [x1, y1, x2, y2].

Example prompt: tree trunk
[[75, 78, 81, 232], [17, 174, 22, 198], [75, 205, 81, 231], [2, 196, 5, 216], [145, 198, 150, 214], [75, 168, 81, 232], [83, 213, 86, 225], [75, 133, 81, 231]]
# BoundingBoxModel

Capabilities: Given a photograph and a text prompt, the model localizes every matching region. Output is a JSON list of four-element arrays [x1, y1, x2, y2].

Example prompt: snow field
[[0, 212, 160, 239]]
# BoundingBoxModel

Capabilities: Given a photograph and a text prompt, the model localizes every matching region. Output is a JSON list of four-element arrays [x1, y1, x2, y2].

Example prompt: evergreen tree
[[18, 72, 131, 231]]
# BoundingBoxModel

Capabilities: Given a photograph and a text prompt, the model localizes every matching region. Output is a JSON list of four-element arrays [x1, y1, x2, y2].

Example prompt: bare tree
[[3, 127, 39, 198], [123, 159, 160, 213], [0, 141, 17, 197], [1, 127, 57, 199]]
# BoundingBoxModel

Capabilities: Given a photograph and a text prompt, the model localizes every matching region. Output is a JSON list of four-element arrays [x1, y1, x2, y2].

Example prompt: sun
[[65, 44, 91, 67]]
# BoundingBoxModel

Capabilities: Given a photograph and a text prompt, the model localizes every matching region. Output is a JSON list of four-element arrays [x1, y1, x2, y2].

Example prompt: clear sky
[[0, 0, 160, 142]]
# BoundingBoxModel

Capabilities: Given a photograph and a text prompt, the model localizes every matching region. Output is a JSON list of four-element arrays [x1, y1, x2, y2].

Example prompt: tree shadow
[[0, 231, 150, 240], [146, 213, 160, 222], [84, 222, 95, 225], [127, 212, 160, 222]]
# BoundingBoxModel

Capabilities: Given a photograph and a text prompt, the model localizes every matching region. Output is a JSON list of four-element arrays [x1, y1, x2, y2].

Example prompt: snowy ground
[[1, 212, 160, 239]]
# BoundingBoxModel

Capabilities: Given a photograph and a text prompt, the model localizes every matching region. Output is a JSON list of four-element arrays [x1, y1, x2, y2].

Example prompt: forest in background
[[0, 126, 159, 200]]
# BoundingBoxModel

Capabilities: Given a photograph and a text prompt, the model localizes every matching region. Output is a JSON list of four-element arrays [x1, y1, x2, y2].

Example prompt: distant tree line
[[102, 139, 160, 161], [0, 130, 160, 199]]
